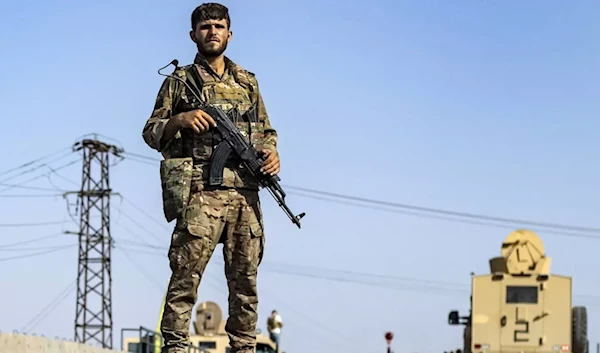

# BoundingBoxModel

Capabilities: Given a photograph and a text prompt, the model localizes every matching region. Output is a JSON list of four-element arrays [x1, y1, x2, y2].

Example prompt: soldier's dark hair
[[191, 3, 231, 30]]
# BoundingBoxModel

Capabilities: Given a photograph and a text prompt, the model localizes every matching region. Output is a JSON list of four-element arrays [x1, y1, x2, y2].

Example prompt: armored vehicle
[[447, 229, 588, 353], [122, 301, 279, 353]]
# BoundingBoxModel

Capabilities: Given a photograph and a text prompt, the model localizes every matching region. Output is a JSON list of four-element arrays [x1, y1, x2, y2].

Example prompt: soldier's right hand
[[176, 110, 217, 134]]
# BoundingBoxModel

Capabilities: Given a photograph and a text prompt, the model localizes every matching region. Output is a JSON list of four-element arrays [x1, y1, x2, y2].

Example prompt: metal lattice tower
[[68, 138, 123, 349]]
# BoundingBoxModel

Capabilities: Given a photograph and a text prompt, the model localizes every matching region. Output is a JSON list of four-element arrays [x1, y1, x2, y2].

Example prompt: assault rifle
[[158, 59, 306, 229]]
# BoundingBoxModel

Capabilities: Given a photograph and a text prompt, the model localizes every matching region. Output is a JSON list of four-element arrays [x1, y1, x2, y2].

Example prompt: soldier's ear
[[190, 30, 197, 44], [227, 30, 233, 43]]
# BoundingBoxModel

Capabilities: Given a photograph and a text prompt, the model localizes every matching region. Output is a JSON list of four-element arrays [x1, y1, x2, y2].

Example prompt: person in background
[[267, 310, 283, 350]]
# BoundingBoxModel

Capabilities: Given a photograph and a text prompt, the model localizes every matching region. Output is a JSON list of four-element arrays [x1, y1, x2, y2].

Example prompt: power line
[[0, 193, 63, 198], [0, 233, 64, 249], [0, 150, 74, 184], [0, 220, 65, 227], [284, 185, 600, 235], [0, 184, 58, 192], [50, 169, 79, 187], [20, 279, 77, 333], [116, 231, 419, 343], [288, 191, 600, 240], [0, 147, 71, 178], [206, 273, 356, 348], [123, 155, 157, 166], [249, 279, 356, 344], [121, 196, 171, 232], [113, 207, 167, 246], [121, 151, 160, 162], [116, 242, 600, 302], [119, 151, 159, 166], [0, 245, 73, 252], [113, 237, 163, 250], [263, 261, 466, 288], [0, 244, 76, 262], [120, 155, 600, 238], [119, 240, 459, 288], [116, 248, 165, 292], [0, 159, 79, 193], [262, 266, 467, 295]]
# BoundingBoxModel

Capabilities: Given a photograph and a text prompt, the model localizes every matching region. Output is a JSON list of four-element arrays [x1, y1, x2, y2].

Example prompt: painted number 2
[[514, 319, 529, 342]]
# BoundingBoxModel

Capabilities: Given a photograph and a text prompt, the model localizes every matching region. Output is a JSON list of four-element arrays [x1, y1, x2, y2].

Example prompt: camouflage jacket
[[142, 53, 278, 221]]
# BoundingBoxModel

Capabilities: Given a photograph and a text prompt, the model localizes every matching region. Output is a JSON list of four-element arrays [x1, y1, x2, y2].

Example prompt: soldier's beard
[[198, 41, 228, 59]]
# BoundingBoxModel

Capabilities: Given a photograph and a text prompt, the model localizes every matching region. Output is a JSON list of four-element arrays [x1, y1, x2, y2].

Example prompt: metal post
[[385, 332, 393, 353]]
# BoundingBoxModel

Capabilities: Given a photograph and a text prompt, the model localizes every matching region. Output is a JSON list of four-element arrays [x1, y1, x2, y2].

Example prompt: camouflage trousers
[[160, 187, 265, 353]]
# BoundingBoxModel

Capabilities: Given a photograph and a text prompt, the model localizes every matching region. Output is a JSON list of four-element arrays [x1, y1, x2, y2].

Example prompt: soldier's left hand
[[261, 150, 280, 175]]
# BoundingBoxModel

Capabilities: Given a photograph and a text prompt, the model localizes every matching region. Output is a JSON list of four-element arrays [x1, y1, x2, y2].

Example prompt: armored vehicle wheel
[[572, 306, 588, 353]]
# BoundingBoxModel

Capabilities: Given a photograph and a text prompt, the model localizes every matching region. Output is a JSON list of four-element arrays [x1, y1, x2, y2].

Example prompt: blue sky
[[0, 0, 598, 352]]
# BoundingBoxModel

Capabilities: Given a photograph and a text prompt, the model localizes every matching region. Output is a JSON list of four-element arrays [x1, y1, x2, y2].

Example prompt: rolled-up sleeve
[[142, 76, 181, 152]]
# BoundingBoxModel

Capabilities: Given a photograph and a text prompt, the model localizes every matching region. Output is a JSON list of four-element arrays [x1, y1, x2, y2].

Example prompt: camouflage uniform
[[142, 53, 278, 353]]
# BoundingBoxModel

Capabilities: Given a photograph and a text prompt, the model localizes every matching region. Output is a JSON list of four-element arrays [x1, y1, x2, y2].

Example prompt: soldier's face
[[190, 19, 232, 58]]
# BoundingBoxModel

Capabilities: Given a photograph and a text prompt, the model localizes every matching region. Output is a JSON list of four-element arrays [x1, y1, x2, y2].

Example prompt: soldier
[[266, 310, 283, 350], [141, 3, 280, 353]]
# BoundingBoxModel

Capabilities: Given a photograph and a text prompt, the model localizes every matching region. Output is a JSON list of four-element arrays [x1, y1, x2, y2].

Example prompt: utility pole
[[385, 331, 394, 353], [65, 137, 123, 349]]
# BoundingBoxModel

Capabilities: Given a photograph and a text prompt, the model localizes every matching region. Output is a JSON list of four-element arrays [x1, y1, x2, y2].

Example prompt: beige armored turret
[[193, 301, 225, 336], [189, 301, 278, 353], [447, 229, 588, 353], [121, 300, 279, 353], [489, 229, 551, 276]]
